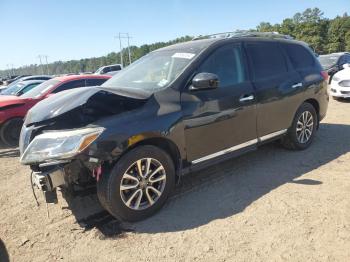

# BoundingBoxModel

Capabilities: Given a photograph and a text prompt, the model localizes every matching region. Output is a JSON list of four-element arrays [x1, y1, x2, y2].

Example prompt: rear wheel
[[97, 145, 175, 222], [0, 118, 23, 147], [281, 103, 317, 150]]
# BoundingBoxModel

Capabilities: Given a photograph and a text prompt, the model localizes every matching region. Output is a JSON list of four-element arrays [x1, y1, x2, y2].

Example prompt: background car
[[0, 74, 111, 147], [329, 63, 350, 99], [94, 64, 123, 75], [0, 80, 46, 96], [0, 75, 52, 92], [4, 75, 31, 85], [319, 52, 350, 82]]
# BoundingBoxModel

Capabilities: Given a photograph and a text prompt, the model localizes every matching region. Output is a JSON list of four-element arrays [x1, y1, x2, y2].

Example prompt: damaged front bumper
[[32, 166, 66, 203]]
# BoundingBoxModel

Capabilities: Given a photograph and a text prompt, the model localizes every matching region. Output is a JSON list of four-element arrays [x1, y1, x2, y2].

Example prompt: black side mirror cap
[[190, 72, 219, 91]]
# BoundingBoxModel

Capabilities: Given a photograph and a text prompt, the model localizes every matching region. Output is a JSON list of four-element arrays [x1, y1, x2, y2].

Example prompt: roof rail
[[192, 31, 294, 41]]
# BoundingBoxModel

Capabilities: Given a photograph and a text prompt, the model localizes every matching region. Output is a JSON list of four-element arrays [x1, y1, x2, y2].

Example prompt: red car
[[0, 74, 111, 146]]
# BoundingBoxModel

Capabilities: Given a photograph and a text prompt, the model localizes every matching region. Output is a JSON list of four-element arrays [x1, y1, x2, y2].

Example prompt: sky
[[0, 0, 349, 70]]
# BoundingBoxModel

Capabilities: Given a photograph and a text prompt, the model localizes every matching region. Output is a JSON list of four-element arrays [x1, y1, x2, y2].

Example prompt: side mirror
[[190, 73, 219, 91]]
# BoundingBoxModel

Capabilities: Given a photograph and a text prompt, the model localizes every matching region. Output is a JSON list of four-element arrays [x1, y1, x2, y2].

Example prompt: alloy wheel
[[296, 111, 314, 144], [120, 158, 166, 210]]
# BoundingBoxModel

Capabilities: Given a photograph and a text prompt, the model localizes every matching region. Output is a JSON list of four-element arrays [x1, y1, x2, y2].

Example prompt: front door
[[181, 43, 257, 163]]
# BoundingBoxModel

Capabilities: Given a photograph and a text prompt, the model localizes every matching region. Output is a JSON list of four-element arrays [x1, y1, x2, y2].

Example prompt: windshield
[[1, 82, 25, 95], [21, 79, 60, 98], [319, 55, 340, 69], [95, 67, 104, 74], [102, 50, 198, 92]]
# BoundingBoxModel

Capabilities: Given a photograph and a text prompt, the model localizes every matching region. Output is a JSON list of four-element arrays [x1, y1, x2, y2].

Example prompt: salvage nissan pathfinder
[[19, 32, 329, 221]]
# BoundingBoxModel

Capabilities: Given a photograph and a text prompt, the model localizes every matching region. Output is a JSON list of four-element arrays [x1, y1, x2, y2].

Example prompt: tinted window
[[246, 42, 287, 79], [344, 55, 350, 64], [338, 55, 350, 65], [21, 79, 61, 98], [198, 45, 245, 87], [86, 78, 108, 86], [110, 65, 121, 71], [19, 83, 41, 95], [283, 43, 315, 69], [51, 80, 86, 93]]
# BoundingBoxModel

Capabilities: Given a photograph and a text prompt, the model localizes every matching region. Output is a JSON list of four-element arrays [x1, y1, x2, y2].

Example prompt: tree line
[[1, 8, 349, 77], [256, 8, 350, 54]]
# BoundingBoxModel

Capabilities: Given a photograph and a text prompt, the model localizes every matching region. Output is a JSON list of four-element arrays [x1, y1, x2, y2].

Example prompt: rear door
[[245, 40, 303, 138], [182, 43, 257, 163], [282, 42, 324, 96]]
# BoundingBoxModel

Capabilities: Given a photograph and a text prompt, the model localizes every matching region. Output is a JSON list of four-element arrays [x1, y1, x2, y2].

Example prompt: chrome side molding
[[191, 129, 287, 164]]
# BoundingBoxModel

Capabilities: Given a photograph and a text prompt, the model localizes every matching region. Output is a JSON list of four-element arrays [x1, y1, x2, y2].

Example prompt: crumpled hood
[[24, 86, 150, 125], [0, 95, 29, 108]]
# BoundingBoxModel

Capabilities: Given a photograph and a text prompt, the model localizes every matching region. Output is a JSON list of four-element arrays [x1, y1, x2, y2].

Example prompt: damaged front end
[[19, 86, 148, 203]]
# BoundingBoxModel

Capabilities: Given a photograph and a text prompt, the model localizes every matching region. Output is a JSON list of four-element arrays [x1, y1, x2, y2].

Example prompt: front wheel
[[97, 145, 175, 222], [0, 118, 23, 147], [281, 102, 318, 150]]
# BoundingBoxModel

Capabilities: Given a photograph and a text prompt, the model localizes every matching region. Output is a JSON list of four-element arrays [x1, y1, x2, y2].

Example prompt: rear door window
[[283, 43, 315, 69], [51, 79, 86, 93], [345, 55, 350, 63], [198, 44, 246, 87], [20, 83, 40, 94], [246, 42, 288, 80], [85, 78, 108, 86], [110, 65, 122, 71]]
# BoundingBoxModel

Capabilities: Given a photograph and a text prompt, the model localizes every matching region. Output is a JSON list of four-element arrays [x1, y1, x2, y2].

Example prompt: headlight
[[339, 80, 350, 87], [20, 127, 104, 164]]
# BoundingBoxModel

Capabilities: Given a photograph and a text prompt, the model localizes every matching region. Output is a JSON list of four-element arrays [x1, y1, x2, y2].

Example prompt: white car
[[330, 63, 350, 99]]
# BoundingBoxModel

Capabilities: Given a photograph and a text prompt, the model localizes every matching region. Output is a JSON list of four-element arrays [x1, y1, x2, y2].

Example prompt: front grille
[[340, 91, 350, 95]]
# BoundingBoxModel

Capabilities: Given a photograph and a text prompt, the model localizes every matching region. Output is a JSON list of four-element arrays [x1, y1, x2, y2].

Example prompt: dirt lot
[[0, 98, 350, 262]]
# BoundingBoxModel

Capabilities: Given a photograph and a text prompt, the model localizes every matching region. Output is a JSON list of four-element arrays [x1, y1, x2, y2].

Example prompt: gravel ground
[[0, 98, 350, 262]]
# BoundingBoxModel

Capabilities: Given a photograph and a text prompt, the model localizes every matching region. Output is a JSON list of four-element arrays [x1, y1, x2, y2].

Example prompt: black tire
[[97, 145, 175, 222], [281, 102, 318, 150], [0, 118, 23, 147]]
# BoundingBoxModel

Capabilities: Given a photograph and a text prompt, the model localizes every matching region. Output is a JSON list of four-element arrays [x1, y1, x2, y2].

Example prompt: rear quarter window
[[283, 43, 315, 69], [246, 42, 288, 80]]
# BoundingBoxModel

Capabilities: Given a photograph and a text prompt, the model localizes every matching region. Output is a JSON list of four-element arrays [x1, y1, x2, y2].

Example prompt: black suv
[[19, 32, 328, 222]]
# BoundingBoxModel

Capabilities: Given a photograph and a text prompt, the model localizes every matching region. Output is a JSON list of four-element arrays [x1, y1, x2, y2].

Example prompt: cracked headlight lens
[[20, 127, 104, 164]]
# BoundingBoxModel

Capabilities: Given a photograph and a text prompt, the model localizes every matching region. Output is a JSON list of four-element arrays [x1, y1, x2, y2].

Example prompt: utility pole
[[118, 33, 123, 67], [6, 64, 10, 77], [115, 33, 133, 66], [43, 55, 49, 75], [126, 33, 131, 65], [37, 55, 44, 74]]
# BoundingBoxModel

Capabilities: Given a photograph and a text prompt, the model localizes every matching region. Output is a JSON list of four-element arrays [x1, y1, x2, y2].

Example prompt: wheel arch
[[115, 135, 182, 179], [303, 98, 320, 128]]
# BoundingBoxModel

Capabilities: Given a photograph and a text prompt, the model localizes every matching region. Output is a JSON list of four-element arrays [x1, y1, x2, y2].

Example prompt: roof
[[54, 74, 111, 82], [18, 80, 46, 85], [156, 38, 218, 53], [156, 32, 305, 53]]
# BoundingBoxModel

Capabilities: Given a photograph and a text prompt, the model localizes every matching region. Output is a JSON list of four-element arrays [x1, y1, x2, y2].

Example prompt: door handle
[[292, 82, 303, 88], [239, 94, 254, 102]]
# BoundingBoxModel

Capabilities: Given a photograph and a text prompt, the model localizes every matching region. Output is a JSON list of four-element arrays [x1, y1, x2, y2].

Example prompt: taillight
[[321, 71, 328, 81]]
